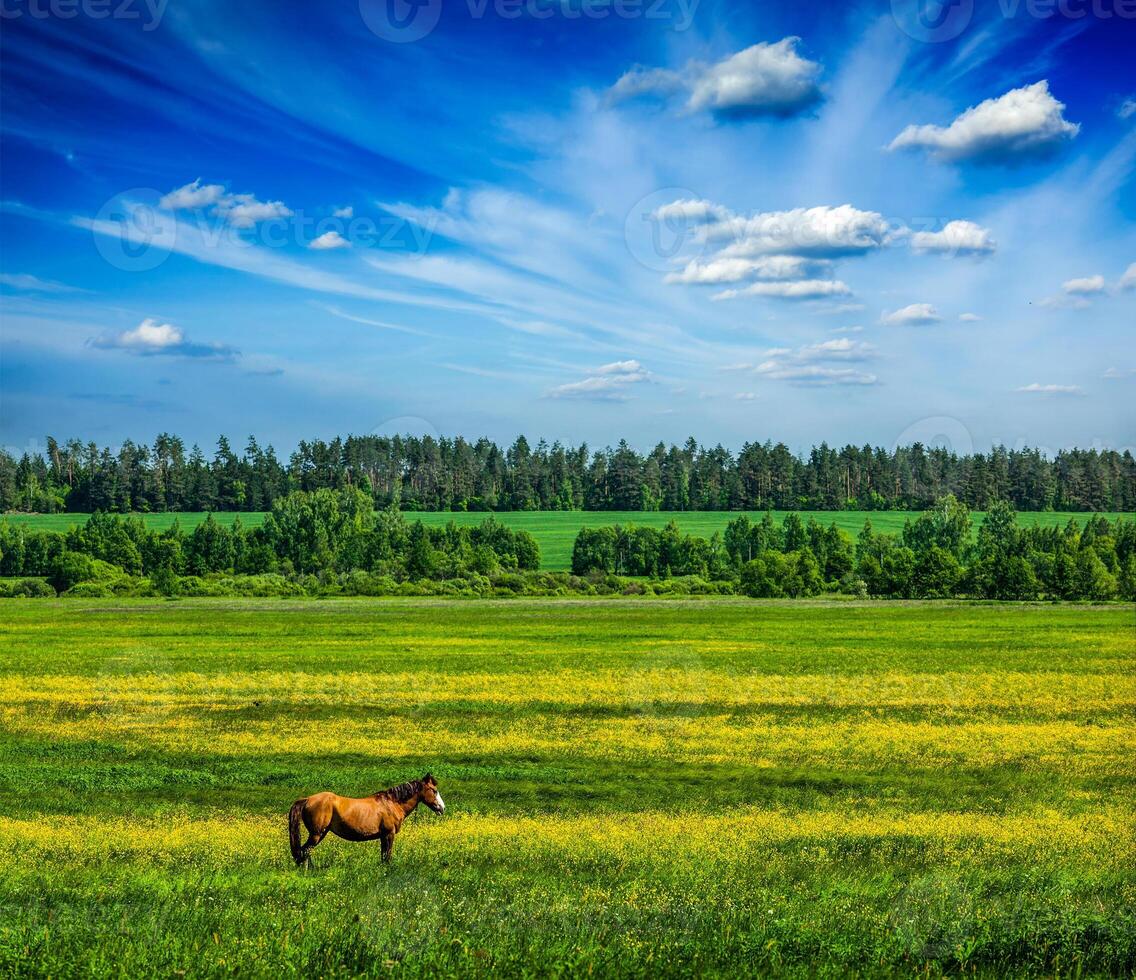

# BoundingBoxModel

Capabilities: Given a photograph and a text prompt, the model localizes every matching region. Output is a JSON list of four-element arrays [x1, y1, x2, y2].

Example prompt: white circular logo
[[891, 0, 974, 43], [91, 188, 176, 272], [359, 0, 442, 43]]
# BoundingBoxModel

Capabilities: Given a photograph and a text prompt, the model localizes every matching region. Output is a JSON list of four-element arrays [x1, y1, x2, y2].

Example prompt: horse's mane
[[375, 779, 423, 803]]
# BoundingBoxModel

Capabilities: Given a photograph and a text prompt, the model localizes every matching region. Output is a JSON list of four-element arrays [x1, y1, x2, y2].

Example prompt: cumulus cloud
[[547, 360, 651, 400], [1103, 367, 1135, 380], [159, 179, 226, 210], [161, 180, 293, 227], [881, 303, 941, 326], [910, 220, 996, 256], [736, 338, 879, 386], [309, 230, 351, 250], [666, 254, 829, 285], [1118, 263, 1136, 290], [1062, 275, 1105, 295], [332, 205, 354, 219], [609, 37, 822, 120], [685, 38, 823, 119], [92, 317, 237, 359], [1016, 383, 1083, 395], [652, 199, 919, 302], [959, 312, 982, 322], [888, 81, 1079, 163]]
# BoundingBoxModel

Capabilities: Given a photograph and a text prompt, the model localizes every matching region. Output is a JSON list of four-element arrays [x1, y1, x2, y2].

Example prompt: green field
[[1, 600, 1132, 976], [5, 509, 1131, 571]]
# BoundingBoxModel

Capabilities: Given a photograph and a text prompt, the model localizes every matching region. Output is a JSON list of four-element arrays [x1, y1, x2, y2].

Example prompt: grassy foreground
[[0, 600, 1133, 977], [5, 509, 1132, 570]]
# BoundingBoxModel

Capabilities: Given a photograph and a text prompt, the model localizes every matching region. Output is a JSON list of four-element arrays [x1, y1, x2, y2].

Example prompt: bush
[[0, 578, 56, 598]]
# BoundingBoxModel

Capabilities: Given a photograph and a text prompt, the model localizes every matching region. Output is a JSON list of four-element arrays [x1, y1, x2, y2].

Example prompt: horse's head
[[420, 773, 445, 815]]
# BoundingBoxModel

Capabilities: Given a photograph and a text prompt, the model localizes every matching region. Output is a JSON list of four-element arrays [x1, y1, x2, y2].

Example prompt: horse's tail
[[288, 798, 307, 864]]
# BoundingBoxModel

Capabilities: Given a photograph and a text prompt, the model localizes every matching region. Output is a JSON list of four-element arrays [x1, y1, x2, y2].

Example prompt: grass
[[0, 599, 1133, 977], [5, 509, 1132, 571]]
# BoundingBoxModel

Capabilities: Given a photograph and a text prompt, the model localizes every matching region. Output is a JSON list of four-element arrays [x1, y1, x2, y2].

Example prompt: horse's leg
[[380, 831, 394, 863], [299, 803, 330, 867]]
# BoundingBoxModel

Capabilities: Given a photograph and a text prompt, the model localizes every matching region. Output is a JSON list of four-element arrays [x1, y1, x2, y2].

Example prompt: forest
[[1, 490, 1132, 601], [3, 432, 1134, 514]]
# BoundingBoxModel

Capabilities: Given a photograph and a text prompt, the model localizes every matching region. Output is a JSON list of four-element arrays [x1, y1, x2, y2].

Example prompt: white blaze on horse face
[[435, 792, 445, 813]]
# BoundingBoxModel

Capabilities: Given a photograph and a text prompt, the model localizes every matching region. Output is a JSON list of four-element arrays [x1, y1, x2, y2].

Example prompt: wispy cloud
[[881, 303, 941, 326], [1016, 382, 1084, 395], [547, 360, 652, 400]]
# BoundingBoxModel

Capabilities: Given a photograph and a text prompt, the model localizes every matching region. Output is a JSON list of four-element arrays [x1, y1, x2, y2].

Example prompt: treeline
[[4, 433, 1135, 514], [0, 489, 539, 597], [572, 499, 1136, 601]]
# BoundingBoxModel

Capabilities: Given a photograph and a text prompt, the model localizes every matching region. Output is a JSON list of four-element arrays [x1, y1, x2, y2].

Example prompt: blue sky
[[1, 0, 1134, 456]]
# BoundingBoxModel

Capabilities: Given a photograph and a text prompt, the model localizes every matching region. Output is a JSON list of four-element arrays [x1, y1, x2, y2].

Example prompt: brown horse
[[288, 773, 445, 866]]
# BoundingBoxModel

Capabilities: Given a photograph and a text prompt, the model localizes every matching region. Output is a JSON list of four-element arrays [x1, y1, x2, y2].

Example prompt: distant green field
[[4, 510, 1131, 571]]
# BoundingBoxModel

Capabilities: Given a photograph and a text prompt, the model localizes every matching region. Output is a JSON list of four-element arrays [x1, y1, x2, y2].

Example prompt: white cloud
[[1118, 263, 1136, 290], [1103, 367, 1134, 379], [309, 230, 351, 250], [607, 65, 685, 103], [685, 38, 823, 119], [104, 317, 183, 349], [547, 360, 651, 400], [1119, 99, 1136, 120], [668, 202, 894, 258], [910, 220, 996, 256], [665, 254, 829, 285], [0, 272, 80, 292], [714, 279, 852, 301], [959, 312, 982, 322], [881, 303, 941, 326], [1016, 383, 1083, 395], [1062, 275, 1105, 295], [218, 194, 292, 228], [745, 338, 879, 386], [888, 81, 1079, 163], [332, 205, 354, 219], [159, 179, 226, 210], [160, 180, 293, 228], [734, 392, 757, 400], [91, 317, 237, 360], [653, 198, 732, 224], [609, 38, 823, 120]]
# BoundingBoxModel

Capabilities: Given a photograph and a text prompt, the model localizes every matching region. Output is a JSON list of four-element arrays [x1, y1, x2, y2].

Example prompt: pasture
[[5, 509, 1131, 571], [0, 600, 1133, 976]]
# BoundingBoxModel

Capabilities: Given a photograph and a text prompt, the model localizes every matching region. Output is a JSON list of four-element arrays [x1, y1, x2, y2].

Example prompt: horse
[[288, 773, 445, 866]]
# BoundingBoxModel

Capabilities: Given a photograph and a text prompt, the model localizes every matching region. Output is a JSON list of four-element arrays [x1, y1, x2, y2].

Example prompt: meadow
[[0, 600, 1133, 977], [5, 509, 1131, 571]]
